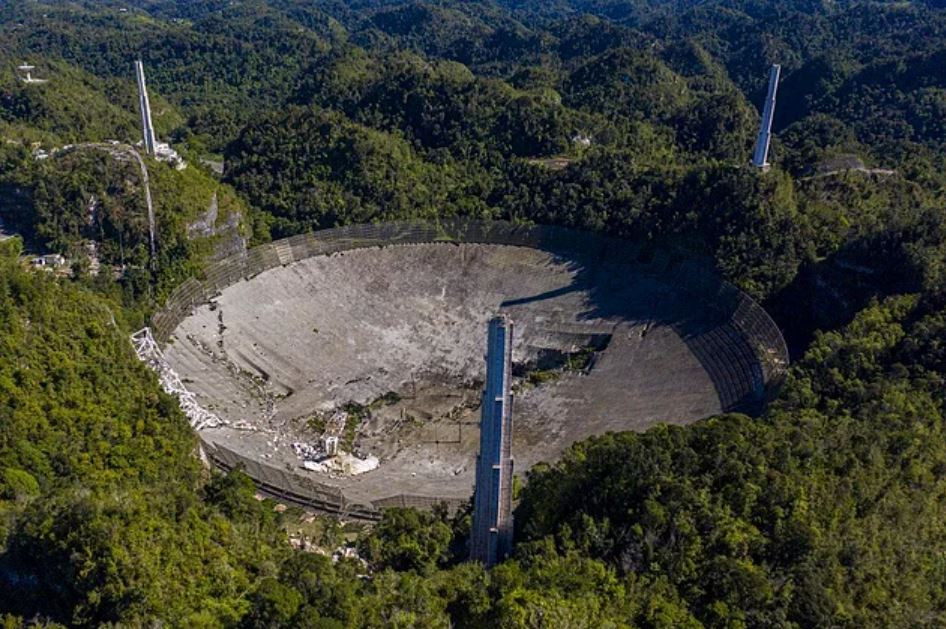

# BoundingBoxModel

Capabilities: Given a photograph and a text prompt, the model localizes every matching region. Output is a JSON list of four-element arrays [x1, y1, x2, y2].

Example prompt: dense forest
[[1, 0, 946, 626]]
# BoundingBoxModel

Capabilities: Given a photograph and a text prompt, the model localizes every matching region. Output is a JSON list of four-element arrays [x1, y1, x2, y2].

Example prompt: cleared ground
[[166, 242, 768, 504]]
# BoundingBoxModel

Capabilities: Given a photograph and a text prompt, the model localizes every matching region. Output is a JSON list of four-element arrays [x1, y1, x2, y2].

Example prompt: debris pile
[[131, 327, 225, 430], [292, 441, 324, 461]]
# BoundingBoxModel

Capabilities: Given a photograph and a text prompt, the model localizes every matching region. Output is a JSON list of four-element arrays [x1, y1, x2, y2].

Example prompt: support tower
[[134, 60, 157, 156], [752, 64, 781, 169], [470, 315, 515, 567]]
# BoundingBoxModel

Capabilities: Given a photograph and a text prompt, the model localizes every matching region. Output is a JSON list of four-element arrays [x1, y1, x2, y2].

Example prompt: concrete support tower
[[752, 64, 781, 169], [470, 315, 515, 567], [134, 60, 157, 156]]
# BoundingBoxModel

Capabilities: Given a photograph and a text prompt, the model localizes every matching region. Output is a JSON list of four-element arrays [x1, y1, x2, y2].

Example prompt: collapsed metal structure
[[131, 327, 224, 430], [470, 316, 515, 567]]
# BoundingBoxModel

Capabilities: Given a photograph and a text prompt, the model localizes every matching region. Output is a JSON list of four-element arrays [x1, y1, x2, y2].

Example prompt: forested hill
[[1, 0, 946, 626]]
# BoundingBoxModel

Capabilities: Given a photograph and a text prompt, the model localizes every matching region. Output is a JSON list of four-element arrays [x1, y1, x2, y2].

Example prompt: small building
[[155, 142, 187, 170], [32, 254, 66, 268], [572, 133, 593, 148]]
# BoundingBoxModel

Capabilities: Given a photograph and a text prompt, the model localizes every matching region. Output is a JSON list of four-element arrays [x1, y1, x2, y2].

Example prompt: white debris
[[303, 460, 326, 472], [342, 453, 379, 475], [130, 327, 224, 430]]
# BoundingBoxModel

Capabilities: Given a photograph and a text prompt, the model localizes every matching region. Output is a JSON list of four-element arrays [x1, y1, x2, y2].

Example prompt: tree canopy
[[1, 0, 946, 626]]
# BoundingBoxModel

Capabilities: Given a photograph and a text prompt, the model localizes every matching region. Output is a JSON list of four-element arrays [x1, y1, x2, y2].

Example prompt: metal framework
[[752, 64, 781, 169], [470, 315, 515, 567], [131, 327, 223, 430]]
